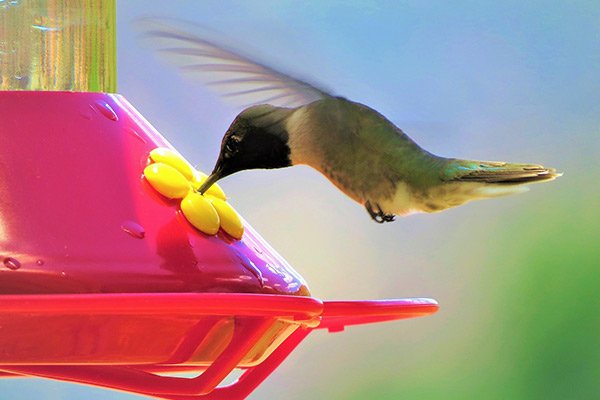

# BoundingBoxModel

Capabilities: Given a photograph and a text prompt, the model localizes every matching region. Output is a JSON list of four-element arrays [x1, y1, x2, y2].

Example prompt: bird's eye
[[225, 138, 239, 154]]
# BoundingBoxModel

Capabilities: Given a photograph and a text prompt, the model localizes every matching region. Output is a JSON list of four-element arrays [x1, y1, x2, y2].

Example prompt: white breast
[[381, 181, 530, 216], [378, 181, 420, 216]]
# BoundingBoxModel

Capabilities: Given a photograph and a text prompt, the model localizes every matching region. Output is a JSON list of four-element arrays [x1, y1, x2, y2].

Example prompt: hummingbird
[[139, 20, 561, 223]]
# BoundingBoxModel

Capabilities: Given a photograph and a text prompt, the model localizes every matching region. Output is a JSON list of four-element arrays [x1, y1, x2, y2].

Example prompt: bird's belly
[[377, 182, 420, 216], [378, 182, 487, 216]]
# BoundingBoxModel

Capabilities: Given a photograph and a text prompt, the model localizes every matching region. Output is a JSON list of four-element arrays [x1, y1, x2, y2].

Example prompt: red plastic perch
[[0, 293, 438, 399]]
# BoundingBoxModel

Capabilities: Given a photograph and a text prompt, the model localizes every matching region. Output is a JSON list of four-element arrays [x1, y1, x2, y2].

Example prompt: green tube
[[0, 0, 116, 92]]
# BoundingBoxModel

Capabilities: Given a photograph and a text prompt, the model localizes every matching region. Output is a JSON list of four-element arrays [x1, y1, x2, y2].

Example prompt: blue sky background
[[2, 1, 598, 399]]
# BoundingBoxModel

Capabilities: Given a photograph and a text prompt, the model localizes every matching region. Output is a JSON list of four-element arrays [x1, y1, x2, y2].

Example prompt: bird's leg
[[381, 212, 396, 222], [365, 201, 396, 223], [365, 201, 383, 223]]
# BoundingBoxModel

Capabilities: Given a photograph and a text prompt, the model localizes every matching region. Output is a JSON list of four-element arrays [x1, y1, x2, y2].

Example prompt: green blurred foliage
[[347, 177, 600, 399]]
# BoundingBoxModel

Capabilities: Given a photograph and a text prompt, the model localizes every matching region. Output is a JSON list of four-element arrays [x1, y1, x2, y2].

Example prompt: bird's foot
[[365, 201, 396, 223]]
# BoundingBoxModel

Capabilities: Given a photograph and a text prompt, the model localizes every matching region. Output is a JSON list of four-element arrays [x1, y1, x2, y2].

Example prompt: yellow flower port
[[143, 147, 244, 239]]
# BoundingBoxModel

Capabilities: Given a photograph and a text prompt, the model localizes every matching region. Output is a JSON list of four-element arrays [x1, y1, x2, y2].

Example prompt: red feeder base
[[0, 293, 438, 399]]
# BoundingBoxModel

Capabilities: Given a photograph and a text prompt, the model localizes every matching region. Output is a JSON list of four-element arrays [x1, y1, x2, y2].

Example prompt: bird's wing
[[441, 160, 560, 183], [135, 18, 332, 108]]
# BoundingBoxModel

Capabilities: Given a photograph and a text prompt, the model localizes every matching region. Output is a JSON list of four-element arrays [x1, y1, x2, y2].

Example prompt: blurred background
[[2, 0, 598, 398]]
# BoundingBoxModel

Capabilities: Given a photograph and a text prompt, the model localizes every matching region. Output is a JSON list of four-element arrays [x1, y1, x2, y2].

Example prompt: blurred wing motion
[[135, 18, 332, 108]]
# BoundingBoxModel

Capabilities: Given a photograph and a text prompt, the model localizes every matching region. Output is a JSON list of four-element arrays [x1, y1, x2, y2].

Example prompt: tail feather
[[442, 160, 562, 185]]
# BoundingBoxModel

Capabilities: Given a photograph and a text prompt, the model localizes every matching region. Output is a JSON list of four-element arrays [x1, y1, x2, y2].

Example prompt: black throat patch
[[242, 123, 291, 170]]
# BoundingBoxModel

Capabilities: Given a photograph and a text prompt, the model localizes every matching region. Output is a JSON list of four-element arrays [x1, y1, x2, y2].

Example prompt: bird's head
[[198, 105, 293, 194]]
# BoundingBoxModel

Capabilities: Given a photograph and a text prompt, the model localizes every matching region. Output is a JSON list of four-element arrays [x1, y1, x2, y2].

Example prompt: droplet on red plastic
[[92, 100, 118, 121], [3, 257, 21, 270], [121, 220, 145, 239]]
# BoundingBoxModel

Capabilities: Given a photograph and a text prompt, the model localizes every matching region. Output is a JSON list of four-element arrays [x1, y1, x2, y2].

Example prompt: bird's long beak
[[198, 168, 222, 195]]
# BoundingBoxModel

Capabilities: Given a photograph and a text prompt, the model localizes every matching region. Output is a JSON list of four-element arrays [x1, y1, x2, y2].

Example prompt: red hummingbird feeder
[[0, 2, 438, 399]]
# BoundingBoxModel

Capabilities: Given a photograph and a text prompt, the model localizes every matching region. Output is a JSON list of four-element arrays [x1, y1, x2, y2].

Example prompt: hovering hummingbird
[[139, 20, 560, 223]]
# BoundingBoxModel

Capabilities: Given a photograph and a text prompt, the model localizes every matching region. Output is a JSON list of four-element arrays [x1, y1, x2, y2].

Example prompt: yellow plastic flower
[[144, 163, 191, 199], [144, 147, 244, 239]]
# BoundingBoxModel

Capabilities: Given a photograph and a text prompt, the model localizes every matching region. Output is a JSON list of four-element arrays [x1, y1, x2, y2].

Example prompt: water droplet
[[121, 220, 145, 239], [36, 259, 44, 266], [3, 257, 21, 270], [127, 128, 147, 144], [31, 24, 60, 32], [92, 100, 118, 121]]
